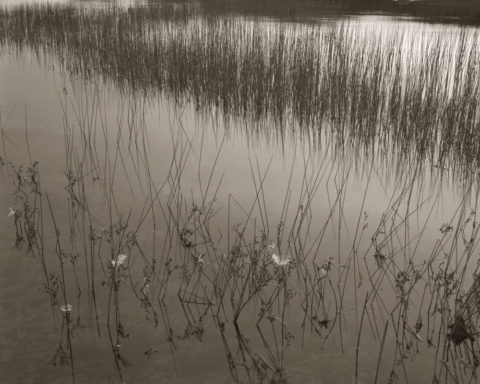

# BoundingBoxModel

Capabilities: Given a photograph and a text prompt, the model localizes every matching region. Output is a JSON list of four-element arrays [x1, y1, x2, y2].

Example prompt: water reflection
[[1, 3, 480, 384]]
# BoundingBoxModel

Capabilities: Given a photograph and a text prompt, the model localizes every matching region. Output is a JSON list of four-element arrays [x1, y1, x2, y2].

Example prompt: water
[[1, 2, 480, 383]]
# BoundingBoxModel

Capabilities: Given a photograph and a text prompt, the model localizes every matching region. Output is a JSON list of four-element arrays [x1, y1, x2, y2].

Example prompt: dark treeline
[[170, 0, 480, 21]]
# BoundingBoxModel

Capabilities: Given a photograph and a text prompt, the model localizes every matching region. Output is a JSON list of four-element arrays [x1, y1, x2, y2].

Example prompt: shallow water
[[1, 3, 480, 383]]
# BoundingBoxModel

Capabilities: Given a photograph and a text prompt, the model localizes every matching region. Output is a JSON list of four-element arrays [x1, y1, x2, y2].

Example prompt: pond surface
[[1, 2, 480, 383]]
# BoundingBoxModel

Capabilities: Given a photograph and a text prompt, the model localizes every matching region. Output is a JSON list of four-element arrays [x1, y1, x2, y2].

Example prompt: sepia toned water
[[1, 2, 480, 383]]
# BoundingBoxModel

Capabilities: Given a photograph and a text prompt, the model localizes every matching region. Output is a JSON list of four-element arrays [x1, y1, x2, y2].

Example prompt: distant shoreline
[[387, 1, 480, 21], [177, 0, 480, 24]]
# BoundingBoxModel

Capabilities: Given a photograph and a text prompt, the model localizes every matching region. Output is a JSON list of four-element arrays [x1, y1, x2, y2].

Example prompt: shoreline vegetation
[[1, 2, 480, 184], [1, 1, 480, 383]]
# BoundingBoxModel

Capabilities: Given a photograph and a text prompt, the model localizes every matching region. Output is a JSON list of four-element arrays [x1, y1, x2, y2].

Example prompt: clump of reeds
[[0, 3, 479, 180]]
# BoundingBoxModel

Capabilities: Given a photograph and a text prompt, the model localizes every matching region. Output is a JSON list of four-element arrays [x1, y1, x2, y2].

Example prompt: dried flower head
[[271, 253, 291, 266], [112, 254, 128, 267], [60, 304, 73, 313]]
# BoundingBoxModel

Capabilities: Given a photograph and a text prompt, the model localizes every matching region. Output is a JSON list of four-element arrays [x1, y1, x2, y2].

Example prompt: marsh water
[[1, 1, 480, 383]]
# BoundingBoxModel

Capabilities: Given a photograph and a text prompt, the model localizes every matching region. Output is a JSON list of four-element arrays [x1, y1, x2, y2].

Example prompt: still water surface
[[1, 2, 479, 383]]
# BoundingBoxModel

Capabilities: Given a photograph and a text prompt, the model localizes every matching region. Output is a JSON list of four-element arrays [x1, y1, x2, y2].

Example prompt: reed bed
[[0, 3, 479, 181], [2, 2, 480, 383]]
